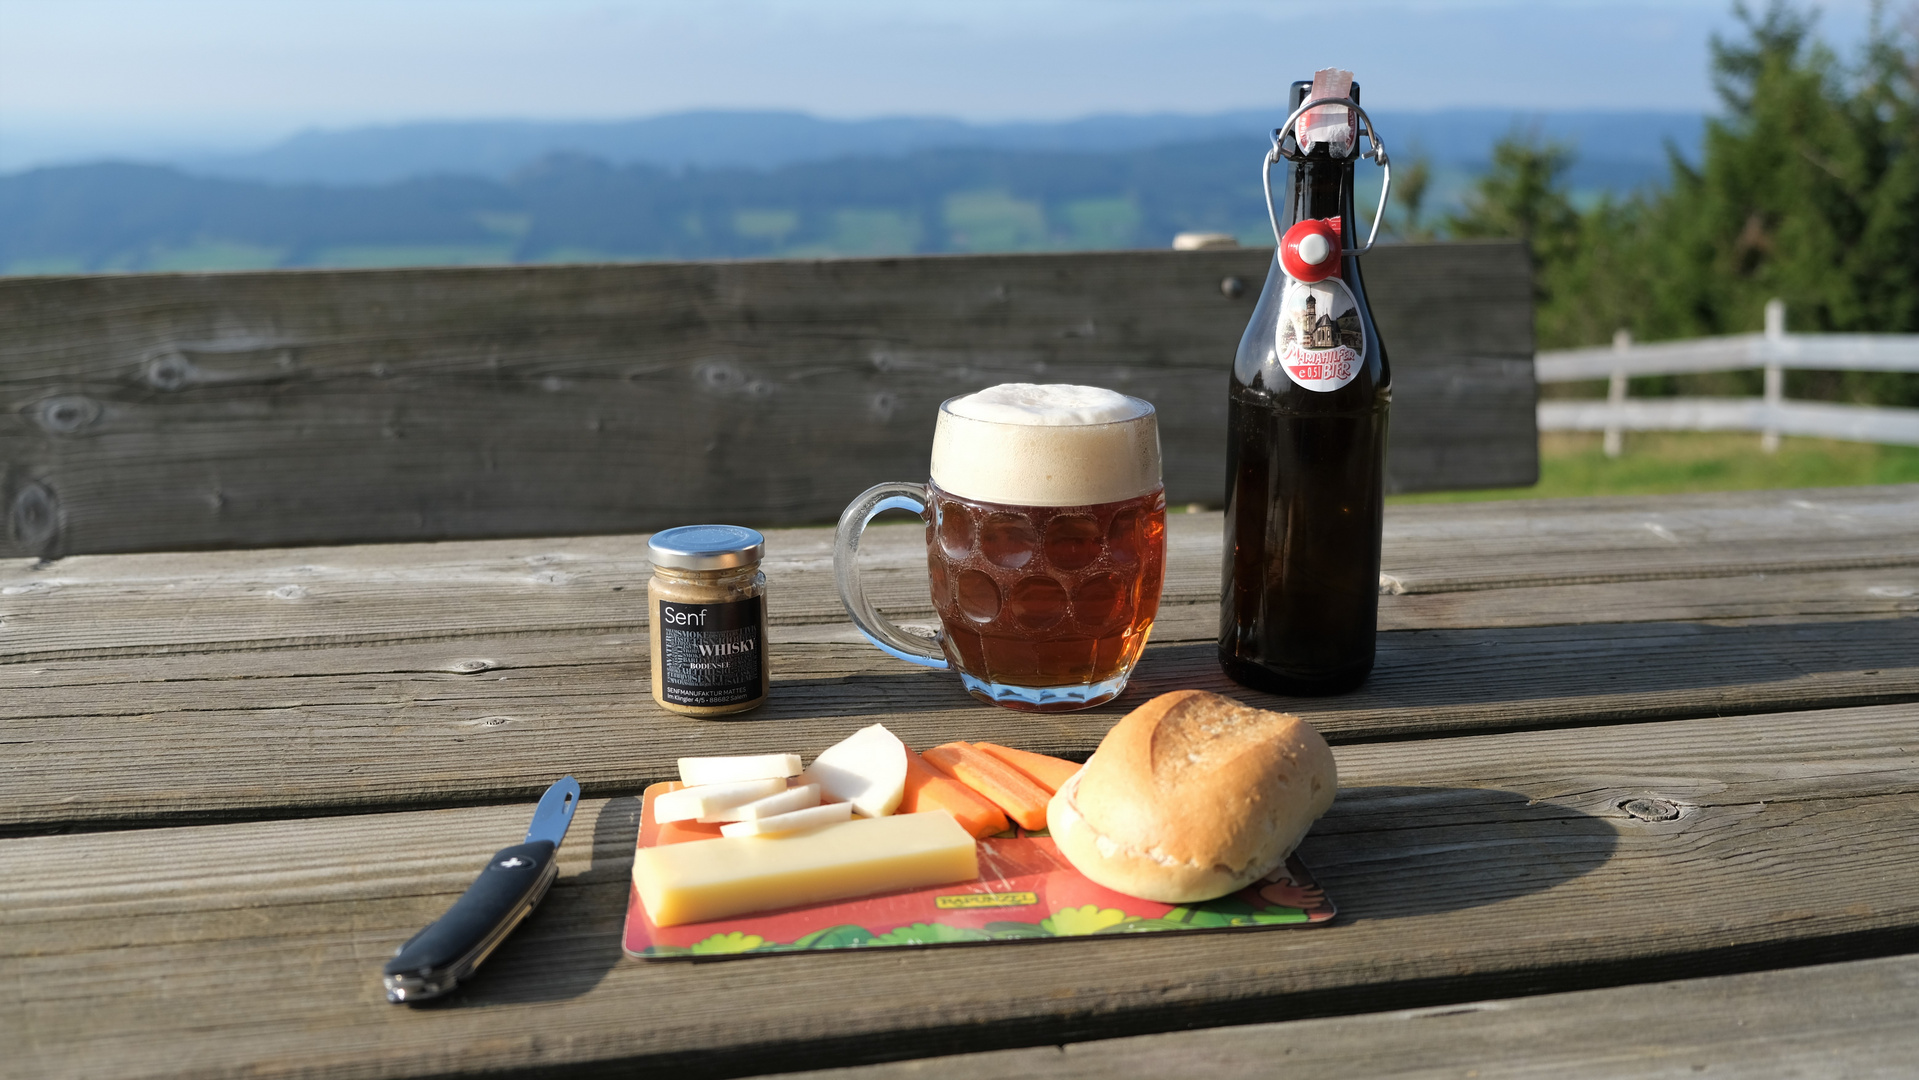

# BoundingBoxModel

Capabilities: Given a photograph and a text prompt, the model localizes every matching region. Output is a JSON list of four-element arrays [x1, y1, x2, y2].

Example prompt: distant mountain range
[[180, 108, 1703, 189], [2, 109, 1704, 275]]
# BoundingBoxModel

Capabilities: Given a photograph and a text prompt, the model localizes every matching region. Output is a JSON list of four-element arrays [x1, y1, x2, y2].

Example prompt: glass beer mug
[[834, 384, 1166, 712]]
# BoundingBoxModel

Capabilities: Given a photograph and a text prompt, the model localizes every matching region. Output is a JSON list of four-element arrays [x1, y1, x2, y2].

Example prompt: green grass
[[143, 241, 288, 272], [529, 247, 659, 264], [943, 190, 1051, 252], [475, 212, 532, 239], [733, 208, 800, 243], [4, 255, 89, 275], [1391, 431, 1919, 505], [1061, 197, 1142, 248], [305, 244, 516, 268], [784, 209, 923, 256]]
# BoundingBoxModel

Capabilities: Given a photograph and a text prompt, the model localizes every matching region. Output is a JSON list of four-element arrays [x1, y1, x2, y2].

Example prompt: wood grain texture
[[8, 486, 1918, 664], [7, 704, 1917, 1080], [0, 242, 1533, 557], [7, 490, 1919, 830], [775, 954, 1919, 1080], [5, 613, 1919, 832], [1380, 483, 1919, 593]]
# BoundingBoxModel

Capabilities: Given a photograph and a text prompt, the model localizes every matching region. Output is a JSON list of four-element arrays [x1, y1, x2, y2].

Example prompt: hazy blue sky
[[0, 0, 1878, 167]]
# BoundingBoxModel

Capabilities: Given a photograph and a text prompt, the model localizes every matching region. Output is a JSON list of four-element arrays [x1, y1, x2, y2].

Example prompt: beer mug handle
[[833, 481, 950, 669]]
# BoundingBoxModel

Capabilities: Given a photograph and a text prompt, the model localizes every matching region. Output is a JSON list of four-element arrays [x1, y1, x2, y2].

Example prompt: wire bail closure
[[1263, 96, 1391, 256]]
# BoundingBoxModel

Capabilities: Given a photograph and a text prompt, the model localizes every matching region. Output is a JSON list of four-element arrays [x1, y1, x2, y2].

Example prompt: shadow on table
[[438, 784, 1612, 1011], [440, 794, 643, 1008], [704, 615, 1919, 733], [1119, 617, 1919, 737], [752, 668, 982, 720], [1298, 785, 1619, 921]]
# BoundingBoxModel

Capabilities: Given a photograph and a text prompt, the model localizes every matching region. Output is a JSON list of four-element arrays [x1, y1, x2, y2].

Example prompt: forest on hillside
[[0, 140, 1275, 274], [4, 1, 1914, 414], [1444, 2, 1919, 409]]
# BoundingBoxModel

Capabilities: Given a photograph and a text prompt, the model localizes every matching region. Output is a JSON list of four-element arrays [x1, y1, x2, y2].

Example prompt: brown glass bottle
[[1219, 79, 1391, 695]]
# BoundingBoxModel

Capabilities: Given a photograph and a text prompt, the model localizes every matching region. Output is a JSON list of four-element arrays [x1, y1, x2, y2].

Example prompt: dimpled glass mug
[[834, 384, 1167, 712]]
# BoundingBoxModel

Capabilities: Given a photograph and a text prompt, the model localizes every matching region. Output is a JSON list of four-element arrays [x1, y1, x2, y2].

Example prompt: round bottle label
[[1275, 276, 1366, 392]]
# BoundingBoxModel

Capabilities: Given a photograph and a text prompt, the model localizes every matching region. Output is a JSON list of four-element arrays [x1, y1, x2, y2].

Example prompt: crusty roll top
[[1053, 689, 1336, 902]]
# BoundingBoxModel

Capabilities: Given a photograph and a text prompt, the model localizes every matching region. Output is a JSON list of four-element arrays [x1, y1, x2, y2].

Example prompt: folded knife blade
[[382, 775, 581, 1003]]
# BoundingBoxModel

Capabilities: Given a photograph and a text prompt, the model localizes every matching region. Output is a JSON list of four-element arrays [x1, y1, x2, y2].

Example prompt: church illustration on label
[[1275, 277, 1365, 392]]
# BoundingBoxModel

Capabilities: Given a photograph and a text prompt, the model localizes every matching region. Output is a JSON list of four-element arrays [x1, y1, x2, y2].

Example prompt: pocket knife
[[382, 775, 581, 1003]]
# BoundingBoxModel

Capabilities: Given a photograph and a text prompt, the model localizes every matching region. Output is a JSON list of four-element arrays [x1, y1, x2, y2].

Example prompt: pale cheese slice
[[633, 810, 979, 927], [679, 754, 803, 786], [652, 777, 786, 823], [700, 783, 822, 824], [718, 799, 849, 837], [808, 723, 907, 818]]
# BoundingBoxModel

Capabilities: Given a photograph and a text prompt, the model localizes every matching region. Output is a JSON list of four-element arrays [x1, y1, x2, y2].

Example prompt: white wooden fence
[[1534, 300, 1919, 454]]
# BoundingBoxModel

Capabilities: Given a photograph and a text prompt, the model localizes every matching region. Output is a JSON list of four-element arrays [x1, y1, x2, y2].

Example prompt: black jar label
[[657, 597, 763, 707]]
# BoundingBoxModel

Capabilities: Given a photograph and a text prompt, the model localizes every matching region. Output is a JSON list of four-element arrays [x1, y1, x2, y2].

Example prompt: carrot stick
[[971, 743, 1082, 794], [922, 742, 1052, 831], [900, 749, 1009, 839]]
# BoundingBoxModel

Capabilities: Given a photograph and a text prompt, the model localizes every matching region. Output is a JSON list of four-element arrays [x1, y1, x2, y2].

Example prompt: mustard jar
[[647, 525, 769, 716]]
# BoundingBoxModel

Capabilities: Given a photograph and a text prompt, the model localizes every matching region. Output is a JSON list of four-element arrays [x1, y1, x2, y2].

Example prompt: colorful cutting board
[[623, 782, 1334, 959]]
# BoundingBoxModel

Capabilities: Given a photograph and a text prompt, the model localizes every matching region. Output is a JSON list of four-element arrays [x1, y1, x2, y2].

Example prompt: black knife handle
[[382, 839, 557, 1002]]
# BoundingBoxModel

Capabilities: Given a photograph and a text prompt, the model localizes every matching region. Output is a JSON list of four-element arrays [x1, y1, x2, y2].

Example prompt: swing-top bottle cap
[[1280, 219, 1342, 283]]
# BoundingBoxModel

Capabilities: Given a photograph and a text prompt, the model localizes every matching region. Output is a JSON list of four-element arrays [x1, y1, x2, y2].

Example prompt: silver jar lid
[[648, 524, 765, 570]]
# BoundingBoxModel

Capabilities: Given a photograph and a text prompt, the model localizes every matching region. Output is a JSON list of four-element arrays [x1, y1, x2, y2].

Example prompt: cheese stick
[[636, 811, 979, 925]]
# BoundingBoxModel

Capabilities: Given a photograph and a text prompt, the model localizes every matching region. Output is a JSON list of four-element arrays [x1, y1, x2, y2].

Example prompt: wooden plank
[[1537, 330, 1919, 380], [7, 496, 1919, 829], [7, 704, 1917, 1079], [6, 488, 1915, 832], [0, 242, 1533, 558], [8, 486, 1919, 663], [775, 953, 1919, 1080], [1381, 483, 1919, 593], [1361, 241, 1538, 494], [1538, 396, 1919, 448], [8, 612, 1917, 832]]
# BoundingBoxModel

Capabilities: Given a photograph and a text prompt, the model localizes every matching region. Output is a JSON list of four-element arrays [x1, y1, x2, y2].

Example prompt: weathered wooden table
[[7, 485, 1919, 1079]]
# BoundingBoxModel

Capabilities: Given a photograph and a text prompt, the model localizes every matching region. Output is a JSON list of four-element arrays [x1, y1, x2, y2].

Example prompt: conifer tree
[[1457, 1, 1919, 405]]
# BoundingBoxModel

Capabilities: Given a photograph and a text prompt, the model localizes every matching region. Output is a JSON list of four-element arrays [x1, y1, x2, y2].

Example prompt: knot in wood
[[696, 359, 764, 396], [34, 395, 103, 435], [9, 482, 61, 552], [448, 659, 498, 674], [1618, 797, 1683, 822], [145, 353, 197, 391]]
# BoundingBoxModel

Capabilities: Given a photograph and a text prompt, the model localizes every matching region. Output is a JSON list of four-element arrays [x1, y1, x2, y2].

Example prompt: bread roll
[[1048, 690, 1336, 903]]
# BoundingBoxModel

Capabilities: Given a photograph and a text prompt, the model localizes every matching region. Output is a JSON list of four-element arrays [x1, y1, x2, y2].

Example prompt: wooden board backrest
[[0, 242, 1533, 557]]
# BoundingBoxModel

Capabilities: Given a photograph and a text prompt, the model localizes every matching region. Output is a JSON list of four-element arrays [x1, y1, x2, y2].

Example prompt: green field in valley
[[1390, 432, 1919, 504]]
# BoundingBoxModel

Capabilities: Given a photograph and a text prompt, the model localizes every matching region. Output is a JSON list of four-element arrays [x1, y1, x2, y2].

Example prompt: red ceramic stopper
[[1280, 219, 1342, 282]]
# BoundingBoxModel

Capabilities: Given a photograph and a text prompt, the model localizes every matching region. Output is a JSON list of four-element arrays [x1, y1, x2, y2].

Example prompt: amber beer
[[834, 384, 1166, 712], [926, 485, 1166, 697]]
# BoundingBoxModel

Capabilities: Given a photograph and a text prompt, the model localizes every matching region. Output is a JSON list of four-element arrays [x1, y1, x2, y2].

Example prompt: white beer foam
[[945, 383, 1150, 426], [932, 383, 1161, 506]]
